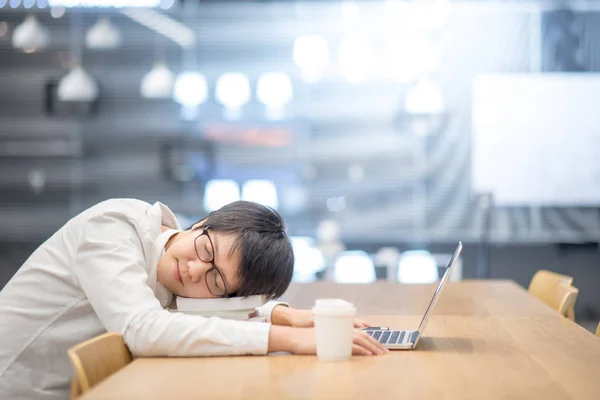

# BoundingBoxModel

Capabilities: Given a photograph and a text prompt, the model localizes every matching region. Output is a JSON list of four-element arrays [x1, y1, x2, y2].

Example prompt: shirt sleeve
[[256, 301, 289, 322], [72, 211, 271, 357]]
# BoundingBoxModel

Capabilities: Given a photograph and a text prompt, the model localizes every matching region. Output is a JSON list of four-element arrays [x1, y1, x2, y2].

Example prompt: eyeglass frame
[[193, 226, 229, 298]]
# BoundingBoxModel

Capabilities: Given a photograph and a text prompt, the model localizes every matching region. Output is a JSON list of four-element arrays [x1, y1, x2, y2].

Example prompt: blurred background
[[1, 0, 599, 329]]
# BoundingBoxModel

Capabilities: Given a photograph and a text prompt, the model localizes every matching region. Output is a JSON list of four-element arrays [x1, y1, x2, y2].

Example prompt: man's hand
[[268, 325, 389, 356], [272, 306, 373, 329]]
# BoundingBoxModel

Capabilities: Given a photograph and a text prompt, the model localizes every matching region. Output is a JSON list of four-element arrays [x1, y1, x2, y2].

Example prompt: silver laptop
[[364, 242, 463, 350]]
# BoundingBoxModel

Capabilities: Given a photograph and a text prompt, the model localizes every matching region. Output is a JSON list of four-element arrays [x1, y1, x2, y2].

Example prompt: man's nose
[[187, 259, 209, 283]]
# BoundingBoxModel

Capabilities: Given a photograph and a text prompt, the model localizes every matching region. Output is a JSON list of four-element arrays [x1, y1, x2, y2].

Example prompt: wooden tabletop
[[80, 281, 600, 400], [281, 279, 559, 317]]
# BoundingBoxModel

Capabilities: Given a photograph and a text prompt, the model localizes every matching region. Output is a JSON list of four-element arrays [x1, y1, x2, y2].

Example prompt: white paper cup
[[312, 299, 356, 361]]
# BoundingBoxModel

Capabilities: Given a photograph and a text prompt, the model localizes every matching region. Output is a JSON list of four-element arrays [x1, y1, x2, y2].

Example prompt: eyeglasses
[[193, 227, 229, 298]]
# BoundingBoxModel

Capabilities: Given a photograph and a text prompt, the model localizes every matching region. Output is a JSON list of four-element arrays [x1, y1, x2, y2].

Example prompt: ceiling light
[[257, 72, 293, 120], [172, 72, 207, 106], [49, 0, 159, 7], [405, 78, 445, 114], [140, 62, 175, 99], [215, 73, 250, 119], [257, 72, 293, 108], [50, 7, 65, 18], [241, 179, 279, 210], [12, 15, 49, 52], [86, 16, 121, 50], [337, 36, 374, 84], [293, 35, 329, 83], [215, 73, 251, 108], [57, 65, 99, 102]]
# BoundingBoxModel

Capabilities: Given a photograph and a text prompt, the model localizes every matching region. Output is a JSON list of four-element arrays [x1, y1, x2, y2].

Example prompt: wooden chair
[[556, 286, 579, 319], [528, 269, 577, 319], [68, 332, 133, 398]]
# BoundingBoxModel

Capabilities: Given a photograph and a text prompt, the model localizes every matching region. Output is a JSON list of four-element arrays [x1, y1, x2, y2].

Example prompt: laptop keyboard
[[367, 330, 419, 345]]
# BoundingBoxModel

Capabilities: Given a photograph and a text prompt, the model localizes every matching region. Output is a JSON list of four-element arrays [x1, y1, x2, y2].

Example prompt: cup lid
[[311, 298, 356, 316]]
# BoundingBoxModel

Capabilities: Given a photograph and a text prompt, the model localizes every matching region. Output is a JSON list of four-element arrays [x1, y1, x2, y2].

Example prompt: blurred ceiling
[[1, 1, 600, 244]]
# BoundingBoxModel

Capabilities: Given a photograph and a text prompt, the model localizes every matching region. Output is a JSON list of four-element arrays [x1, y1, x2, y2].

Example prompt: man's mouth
[[174, 261, 182, 283]]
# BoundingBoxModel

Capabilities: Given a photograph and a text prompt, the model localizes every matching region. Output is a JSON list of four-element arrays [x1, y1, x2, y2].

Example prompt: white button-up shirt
[[0, 199, 283, 400]]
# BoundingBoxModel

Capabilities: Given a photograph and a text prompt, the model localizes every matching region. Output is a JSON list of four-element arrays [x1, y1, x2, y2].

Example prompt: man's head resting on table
[[157, 200, 294, 301]]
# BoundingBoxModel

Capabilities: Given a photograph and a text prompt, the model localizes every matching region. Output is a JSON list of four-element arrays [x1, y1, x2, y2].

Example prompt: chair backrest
[[556, 286, 579, 318], [334, 250, 376, 283], [528, 269, 575, 313], [397, 250, 439, 284], [71, 375, 81, 399], [290, 236, 325, 283], [68, 332, 133, 396]]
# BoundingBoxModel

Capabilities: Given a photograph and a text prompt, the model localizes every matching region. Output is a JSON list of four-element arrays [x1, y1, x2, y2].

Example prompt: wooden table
[[281, 279, 559, 317], [80, 281, 600, 400]]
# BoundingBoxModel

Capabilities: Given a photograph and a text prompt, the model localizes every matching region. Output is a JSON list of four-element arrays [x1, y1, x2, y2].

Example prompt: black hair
[[190, 201, 294, 300]]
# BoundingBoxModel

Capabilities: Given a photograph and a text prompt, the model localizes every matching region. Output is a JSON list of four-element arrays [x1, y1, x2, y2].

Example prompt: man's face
[[157, 226, 241, 298]]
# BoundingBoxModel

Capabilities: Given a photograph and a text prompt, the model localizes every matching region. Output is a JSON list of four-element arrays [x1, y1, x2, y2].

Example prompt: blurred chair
[[433, 253, 463, 282], [557, 286, 579, 319], [528, 269, 574, 291], [596, 323, 600, 337], [334, 250, 376, 283], [290, 236, 325, 283], [316, 219, 345, 280], [375, 247, 401, 282], [397, 250, 439, 284], [68, 332, 133, 398], [528, 269, 576, 320]]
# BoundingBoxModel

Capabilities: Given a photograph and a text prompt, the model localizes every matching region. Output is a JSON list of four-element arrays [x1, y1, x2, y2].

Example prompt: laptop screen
[[416, 242, 463, 335]]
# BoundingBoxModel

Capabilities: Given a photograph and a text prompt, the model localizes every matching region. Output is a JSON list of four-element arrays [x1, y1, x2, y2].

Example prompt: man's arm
[[271, 305, 373, 329], [271, 304, 294, 326], [268, 324, 388, 355]]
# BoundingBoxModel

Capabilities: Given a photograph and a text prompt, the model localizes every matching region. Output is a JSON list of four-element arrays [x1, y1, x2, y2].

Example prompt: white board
[[472, 73, 600, 206]]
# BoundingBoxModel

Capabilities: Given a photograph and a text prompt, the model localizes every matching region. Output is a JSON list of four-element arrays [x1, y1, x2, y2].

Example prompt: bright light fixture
[[215, 73, 250, 120], [203, 180, 241, 212], [334, 250, 376, 283], [57, 65, 99, 102], [337, 36, 374, 84], [49, 0, 159, 7], [413, 0, 453, 30], [215, 73, 251, 108], [140, 62, 174, 99], [12, 15, 49, 52], [385, 38, 440, 83], [290, 236, 325, 283], [50, 7, 65, 18], [293, 35, 329, 83], [172, 72, 208, 107], [257, 72, 293, 120], [257, 72, 293, 108], [398, 250, 439, 283], [241, 179, 279, 210], [405, 78, 446, 114], [86, 16, 121, 50]]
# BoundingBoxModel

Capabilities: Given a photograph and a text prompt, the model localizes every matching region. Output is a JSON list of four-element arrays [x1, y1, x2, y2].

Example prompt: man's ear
[[190, 219, 208, 231]]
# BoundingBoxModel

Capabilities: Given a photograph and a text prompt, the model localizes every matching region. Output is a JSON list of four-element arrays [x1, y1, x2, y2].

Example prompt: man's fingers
[[353, 330, 389, 355], [356, 319, 373, 328], [352, 344, 373, 356], [354, 319, 372, 328]]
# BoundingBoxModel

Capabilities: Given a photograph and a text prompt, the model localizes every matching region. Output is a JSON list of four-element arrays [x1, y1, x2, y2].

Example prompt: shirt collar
[[148, 202, 182, 308]]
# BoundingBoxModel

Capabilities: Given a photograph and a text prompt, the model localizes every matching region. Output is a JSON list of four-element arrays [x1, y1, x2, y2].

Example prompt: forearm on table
[[267, 324, 296, 353], [270, 304, 293, 326]]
